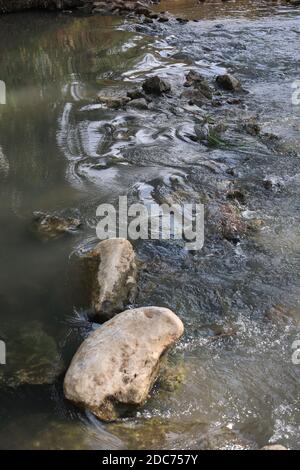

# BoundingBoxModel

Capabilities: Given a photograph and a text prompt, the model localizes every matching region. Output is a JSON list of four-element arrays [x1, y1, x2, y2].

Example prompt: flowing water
[[0, 0, 299, 450]]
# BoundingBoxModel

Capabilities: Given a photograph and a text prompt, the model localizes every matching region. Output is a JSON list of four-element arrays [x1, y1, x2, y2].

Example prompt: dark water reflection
[[0, 3, 300, 449]]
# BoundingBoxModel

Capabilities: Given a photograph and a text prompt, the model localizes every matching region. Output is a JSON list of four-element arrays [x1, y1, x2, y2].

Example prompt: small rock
[[243, 117, 261, 136], [181, 88, 210, 106], [216, 73, 241, 92], [263, 176, 284, 191], [194, 117, 227, 144], [176, 17, 189, 24], [226, 188, 246, 205], [184, 70, 213, 100], [32, 211, 82, 240], [135, 5, 152, 17], [126, 98, 149, 110], [265, 304, 300, 326], [88, 238, 137, 321], [157, 15, 169, 22], [142, 76, 171, 96], [127, 88, 146, 100], [220, 204, 248, 243], [198, 426, 252, 450], [142, 17, 153, 24], [97, 94, 130, 109], [247, 218, 264, 233], [157, 355, 185, 392], [64, 306, 184, 421]]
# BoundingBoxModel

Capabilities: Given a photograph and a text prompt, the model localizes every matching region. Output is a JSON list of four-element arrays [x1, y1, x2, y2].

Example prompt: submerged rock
[[64, 306, 184, 421], [184, 70, 213, 100], [0, 321, 64, 388], [97, 93, 130, 109], [126, 98, 149, 110], [194, 117, 227, 144], [219, 203, 248, 243], [142, 76, 171, 96], [216, 73, 241, 92], [157, 355, 186, 392], [265, 304, 300, 326], [243, 116, 261, 136], [0, 146, 9, 179], [226, 188, 246, 205], [208, 202, 249, 244], [181, 88, 211, 107], [198, 426, 252, 450], [107, 417, 177, 450], [127, 88, 148, 101], [88, 238, 137, 321], [263, 176, 284, 191], [32, 211, 82, 240]]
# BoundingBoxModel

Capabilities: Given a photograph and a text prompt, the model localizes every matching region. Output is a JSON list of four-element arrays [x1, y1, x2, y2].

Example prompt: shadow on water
[[0, 2, 300, 449]]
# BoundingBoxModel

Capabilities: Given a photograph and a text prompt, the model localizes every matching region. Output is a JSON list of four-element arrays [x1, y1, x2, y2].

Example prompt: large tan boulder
[[89, 238, 137, 321], [64, 307, 184, 421]]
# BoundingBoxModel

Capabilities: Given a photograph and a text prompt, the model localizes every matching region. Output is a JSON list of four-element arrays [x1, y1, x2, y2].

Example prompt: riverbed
[[0, 0, 299, 450]]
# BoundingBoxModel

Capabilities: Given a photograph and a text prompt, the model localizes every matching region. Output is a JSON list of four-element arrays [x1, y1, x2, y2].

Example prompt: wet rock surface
[[157, 354, 185, 392], [32, 211, 82, 240], [142, 75, 171, 96], [85, 238, 137, 321], [216, 73, 242, 92], [64, 307, 184, 420], [0, 321, 64, 388]]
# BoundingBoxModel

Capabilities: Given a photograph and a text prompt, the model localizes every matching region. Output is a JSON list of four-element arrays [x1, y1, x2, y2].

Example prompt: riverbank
[[0, 0, 298, 15], [0, 0, 158, 14]]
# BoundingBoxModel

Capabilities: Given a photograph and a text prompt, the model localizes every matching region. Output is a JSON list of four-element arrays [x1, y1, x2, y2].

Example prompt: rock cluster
[[64, 239, 184, 420]]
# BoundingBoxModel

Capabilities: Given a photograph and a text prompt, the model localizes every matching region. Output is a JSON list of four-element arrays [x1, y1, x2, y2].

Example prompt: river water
[[0, 0, 299, 450]]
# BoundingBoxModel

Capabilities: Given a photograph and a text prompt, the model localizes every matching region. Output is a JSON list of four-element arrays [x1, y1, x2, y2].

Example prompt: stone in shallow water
[[64, 306, 184, 421], [142, 76, 171, 96], [97, 94, 130, 109], [216, 73, 241, 92], [87, 238, 137, 321], [0, 321, 64, 388], [126, 98, 149, 110], [32, 211, 82, 240], [157, 355, 186, 392]]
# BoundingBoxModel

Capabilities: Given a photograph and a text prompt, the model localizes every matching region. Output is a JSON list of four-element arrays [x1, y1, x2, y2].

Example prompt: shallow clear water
[[0, 1, 300, 450]]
